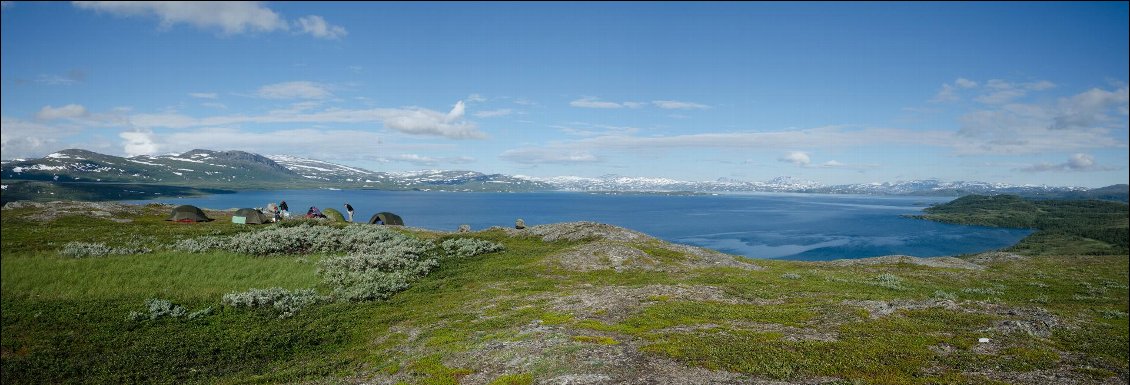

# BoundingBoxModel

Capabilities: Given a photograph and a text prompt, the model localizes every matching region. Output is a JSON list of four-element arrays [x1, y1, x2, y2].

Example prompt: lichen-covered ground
[[2, 201, 1127, 385]]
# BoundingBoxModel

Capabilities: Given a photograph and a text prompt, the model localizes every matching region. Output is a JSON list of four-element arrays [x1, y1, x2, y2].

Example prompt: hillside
[[1, 200, 1126, 385], [913, 195, 1129, 255]]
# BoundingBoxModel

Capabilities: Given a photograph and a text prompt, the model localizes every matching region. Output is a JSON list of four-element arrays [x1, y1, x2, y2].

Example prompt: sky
[[1, 2, 1127, 187]]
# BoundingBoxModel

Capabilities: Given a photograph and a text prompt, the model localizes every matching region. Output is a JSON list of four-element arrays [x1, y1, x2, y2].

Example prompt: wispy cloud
[[256, 81, 333, 100], [974, 79, 1056, 104], [500, 147, 600, 164], [956, 84, 1127, 154], [36, 104, 89, 120], [188, 92, 217, 99], [931, 77, 979, 102], [570, 97, 627, 109], [1017, 153, 1117, 172], [35, 69, 87, 86], [652, 100, 710, 110], [474, 108, 513, 118], [73, 1, 345, 39], [376, 154, 475, 166]]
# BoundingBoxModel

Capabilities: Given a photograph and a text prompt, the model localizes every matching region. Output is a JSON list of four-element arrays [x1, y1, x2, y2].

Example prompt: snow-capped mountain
[[0, 148, 1103, 197]]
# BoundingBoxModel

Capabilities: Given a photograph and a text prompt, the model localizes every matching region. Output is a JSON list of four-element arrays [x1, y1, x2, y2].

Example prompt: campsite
[[2, 197, 1128, 384]]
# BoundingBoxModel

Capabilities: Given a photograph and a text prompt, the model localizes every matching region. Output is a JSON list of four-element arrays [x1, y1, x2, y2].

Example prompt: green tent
[[322, 207, 346, 222], [368, 212, 404, 226], [232, 208, 270, 224], [166, 205, 212, 222]]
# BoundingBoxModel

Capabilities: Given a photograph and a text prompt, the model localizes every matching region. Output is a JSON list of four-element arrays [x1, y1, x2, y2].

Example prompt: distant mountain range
[[2, 149, 1126, 202]]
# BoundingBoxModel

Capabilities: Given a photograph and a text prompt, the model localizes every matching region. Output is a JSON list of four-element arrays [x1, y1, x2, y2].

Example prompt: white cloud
[[466, 94, 487, 103], [932, 84, 959, 103], [500, 147, 600, 164], [295, 15, 346, 39], [124, 102, 486, 140], [932, 78, 979, 102], [652, 100, 710, 110], [1052, 85, 1129, 130], [256, 81, 333, 100], [201, 102, 227, 110], [956, 84, 1128, 154], [119, 129, 160, 156], [975, 79, 1056, 104], [74, 1, 288, 35], [36, 104, 88, 120], [474, 108, 513, 118], [378, 154, 475, 166], [779, 151, 811, 166], [822, 160, 845, 167], [570, 97, 625, 109], [955, 78, 978, 88], [189, 92, 217, 99], [1, 116, 80, 158], [445, 100, 465, 122], [1018, 153, 1113, 172]]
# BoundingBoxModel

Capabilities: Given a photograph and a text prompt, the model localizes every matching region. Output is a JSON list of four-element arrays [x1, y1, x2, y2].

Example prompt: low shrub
[[60, 241, 151, 258], [222, 287, 325, 319], [440, 238, 505, 259]]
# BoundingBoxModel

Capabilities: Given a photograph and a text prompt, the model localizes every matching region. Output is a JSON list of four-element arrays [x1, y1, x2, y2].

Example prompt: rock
[[515, 218, 526, 229], [458, 224, 471, 233]]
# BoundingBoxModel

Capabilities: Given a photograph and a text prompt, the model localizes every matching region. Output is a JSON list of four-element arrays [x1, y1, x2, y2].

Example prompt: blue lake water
[[129, 190, 1033, 261]]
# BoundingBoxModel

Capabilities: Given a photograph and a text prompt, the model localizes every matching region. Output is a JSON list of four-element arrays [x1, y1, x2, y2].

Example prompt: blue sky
[[2, 2, 1127, 187]]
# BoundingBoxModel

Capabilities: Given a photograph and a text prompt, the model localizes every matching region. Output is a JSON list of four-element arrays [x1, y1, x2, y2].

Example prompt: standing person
[[344, 203, 355, 222], [279, 200, 289, 218]]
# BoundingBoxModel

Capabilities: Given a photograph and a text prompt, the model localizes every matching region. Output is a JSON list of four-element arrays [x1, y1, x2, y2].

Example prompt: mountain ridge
[[3, 148, 1125, 201]]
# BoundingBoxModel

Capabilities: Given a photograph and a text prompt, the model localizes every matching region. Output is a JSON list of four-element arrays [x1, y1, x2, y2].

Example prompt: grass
[[1, 198, 1128, 384]]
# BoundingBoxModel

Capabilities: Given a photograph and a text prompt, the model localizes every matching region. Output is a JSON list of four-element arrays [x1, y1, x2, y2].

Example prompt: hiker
[[279, 200, 289, 218], [344, 203, 354, 222]]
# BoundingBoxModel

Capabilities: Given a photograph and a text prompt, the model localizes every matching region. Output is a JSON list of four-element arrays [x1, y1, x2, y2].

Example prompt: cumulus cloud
[[779, 151, 811, 166], [36, 104, 88, 120], [446, 100, 465, 122], [1, 116, 80, 158], [500, 147, 600, 164], [474, 108, 513, 118], [256, 81, 333, 100], [955, 84, 1128, 154], [1051, 85, 1129, 130], [652, 100, 710, 110], [119, 129, 160, 156], [295, 15, 347, 39]]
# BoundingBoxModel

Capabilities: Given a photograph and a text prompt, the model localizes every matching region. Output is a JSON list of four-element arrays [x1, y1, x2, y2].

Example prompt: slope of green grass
[[2, 200, 1127, 384]]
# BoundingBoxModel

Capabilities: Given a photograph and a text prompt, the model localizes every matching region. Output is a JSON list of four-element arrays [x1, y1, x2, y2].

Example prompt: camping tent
[[368, 212, 404, 226], [166, 205, 212, 222], [232, 208, 270, 224], [322, 208, 346, 222]]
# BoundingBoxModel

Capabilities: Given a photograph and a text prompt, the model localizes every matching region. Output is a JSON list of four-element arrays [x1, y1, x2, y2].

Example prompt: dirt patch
[[551, 241, 661, 272], [823, 255, 985, 271]]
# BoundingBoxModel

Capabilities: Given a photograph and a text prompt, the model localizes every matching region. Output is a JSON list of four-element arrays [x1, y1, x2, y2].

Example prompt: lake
[[129, 190, 1032, 261]]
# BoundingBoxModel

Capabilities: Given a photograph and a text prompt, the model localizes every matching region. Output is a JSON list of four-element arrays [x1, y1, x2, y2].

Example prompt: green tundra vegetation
[[1, 196, 1127, 385]]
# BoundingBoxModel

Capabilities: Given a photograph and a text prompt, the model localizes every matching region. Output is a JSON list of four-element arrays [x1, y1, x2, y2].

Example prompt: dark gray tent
[[167, 205, 212, 222], [368, 212, 404, 226], [232, 208, 270, 224]]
